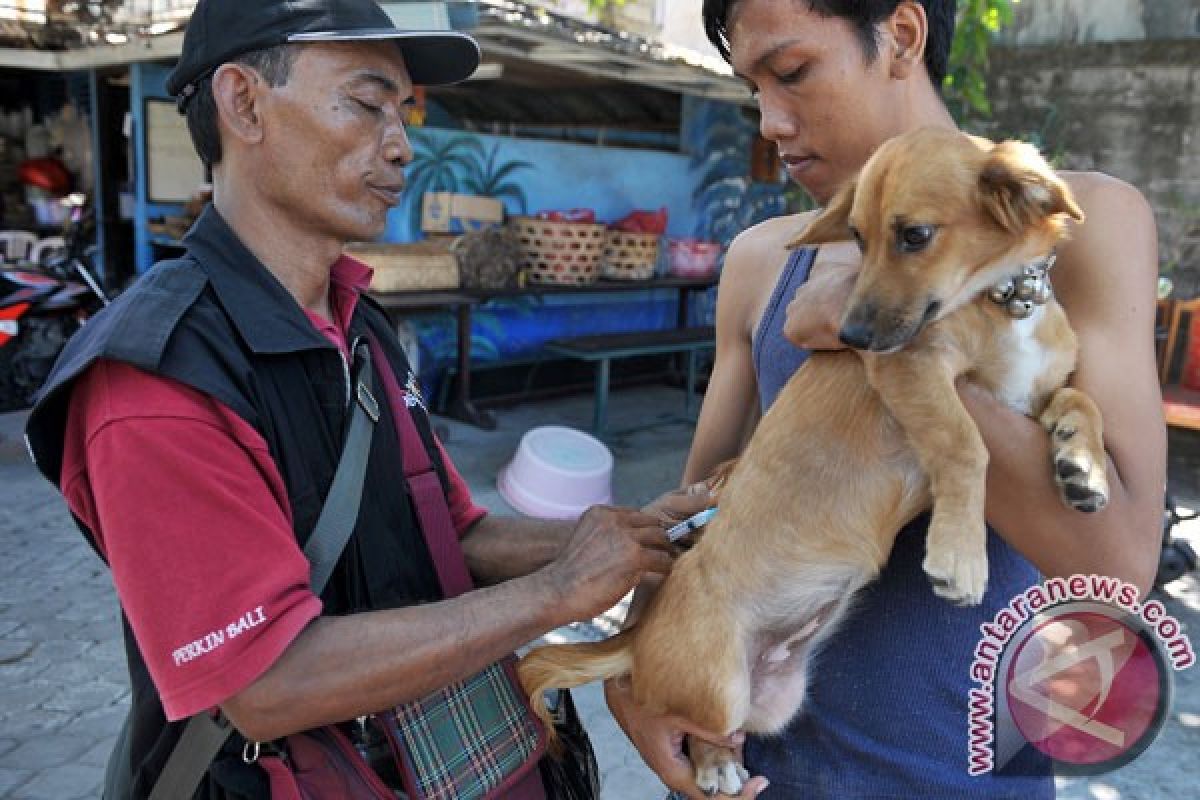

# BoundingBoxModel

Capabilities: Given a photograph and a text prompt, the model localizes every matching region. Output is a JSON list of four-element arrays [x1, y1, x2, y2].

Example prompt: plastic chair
[[1158, 297, 1200, 385], [30, 236, 67, 265], [0, 230, 38, 262]]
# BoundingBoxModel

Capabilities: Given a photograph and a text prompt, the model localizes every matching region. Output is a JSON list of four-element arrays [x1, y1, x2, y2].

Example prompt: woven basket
[[601, 231, 660, 281], [511, 217, 607, 286], [345, 241, 460, 292]]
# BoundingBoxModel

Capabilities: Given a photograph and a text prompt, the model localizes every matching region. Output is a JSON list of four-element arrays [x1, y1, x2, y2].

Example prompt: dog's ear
[[787, 179, 857, 249], [979, 140, 1084, 233]]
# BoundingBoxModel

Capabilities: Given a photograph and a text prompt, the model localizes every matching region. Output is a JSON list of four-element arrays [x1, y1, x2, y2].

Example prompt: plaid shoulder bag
[[380, 343, 548, 800]]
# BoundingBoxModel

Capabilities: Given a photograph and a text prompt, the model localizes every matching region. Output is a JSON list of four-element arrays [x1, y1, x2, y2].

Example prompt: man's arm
[[960, 175, 1165, 593], [69, 363, 677, 744], [681, 220, 796, 484], [460, 481, 720, 586], [223, 505, 668, 741], [460, 515, 571, 585]]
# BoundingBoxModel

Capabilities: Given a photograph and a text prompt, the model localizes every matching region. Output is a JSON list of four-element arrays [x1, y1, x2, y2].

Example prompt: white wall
[[1004, 0, 1147, 45], [660, 0, 724, 59]]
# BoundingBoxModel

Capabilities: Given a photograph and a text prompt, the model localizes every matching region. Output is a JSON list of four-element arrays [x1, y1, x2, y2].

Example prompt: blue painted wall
[[387, 127, 700, 243], [391, 127, 711, 393]]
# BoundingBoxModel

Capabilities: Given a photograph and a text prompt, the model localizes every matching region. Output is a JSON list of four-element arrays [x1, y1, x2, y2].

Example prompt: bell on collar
[[988, 278, 1016, 305], [1007, 298, 1036, 319], [1015, 276, 1043, 302], [1032, 278, 1053, 305]]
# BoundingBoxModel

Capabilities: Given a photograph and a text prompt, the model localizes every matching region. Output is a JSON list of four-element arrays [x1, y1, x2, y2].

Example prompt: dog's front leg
[[689, 736, 749, 797], [1039, 387, 1109, 513], [866, 352, 990, 605]]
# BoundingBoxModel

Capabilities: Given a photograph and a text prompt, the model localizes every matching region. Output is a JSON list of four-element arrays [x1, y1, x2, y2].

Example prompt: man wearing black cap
[[25, 0, 710, 797]]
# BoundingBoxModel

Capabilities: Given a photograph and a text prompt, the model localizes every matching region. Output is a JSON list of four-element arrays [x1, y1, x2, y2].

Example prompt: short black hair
[[702, 0, 956, 90], [184, 43, 299, 170]]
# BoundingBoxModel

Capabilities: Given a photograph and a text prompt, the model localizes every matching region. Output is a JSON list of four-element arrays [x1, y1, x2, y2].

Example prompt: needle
[[666, 507, 718, 542]]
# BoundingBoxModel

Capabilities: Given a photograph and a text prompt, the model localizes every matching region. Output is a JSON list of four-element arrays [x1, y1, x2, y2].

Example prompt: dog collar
[[986, 252, 1056, 320]]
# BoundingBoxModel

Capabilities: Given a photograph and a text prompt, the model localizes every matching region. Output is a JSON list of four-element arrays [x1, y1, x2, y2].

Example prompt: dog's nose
[[838, 322, 874, 350]]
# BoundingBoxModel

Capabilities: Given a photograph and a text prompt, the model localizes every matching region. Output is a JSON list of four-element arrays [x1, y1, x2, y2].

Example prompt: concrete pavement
[[0, 385, 1197, 798]]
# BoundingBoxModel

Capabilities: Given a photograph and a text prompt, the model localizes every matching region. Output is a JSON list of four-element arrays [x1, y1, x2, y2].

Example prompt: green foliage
[[461, 144, 534, 210], [403, 132, 532, 236], [945, 0, 1016, 122], [586, 0, 1016, 120]]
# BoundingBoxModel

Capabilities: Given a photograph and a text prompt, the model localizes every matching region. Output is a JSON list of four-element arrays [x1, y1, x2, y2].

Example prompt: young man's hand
[[605, 677, 769, 798], [544, 507, 674, 622], [783, 255, 859, 351], [641, 481, 716, 526]]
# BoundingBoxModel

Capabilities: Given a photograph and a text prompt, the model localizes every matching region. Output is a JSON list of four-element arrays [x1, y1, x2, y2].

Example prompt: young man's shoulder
[[716, 211, 820, 333], [1060, 170, 1151, 216], [728, 210, 821, 260], [1057, 171, 1155, 254], [1054, 171, 1158, 320], [721, 210, 819, 288]]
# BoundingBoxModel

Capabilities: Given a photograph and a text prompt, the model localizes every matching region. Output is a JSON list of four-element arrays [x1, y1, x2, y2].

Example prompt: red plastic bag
[[612, 207, 668, 234], [535, 208, 596, 223]]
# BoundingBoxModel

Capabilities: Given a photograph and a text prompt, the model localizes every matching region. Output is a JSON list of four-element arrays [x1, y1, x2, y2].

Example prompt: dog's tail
[[519, 630, 635, 752]]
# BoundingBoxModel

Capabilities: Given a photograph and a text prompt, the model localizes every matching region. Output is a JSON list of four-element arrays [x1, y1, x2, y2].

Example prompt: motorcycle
[[0, 199, 110, 412], [1158, 494, 1199, 589]]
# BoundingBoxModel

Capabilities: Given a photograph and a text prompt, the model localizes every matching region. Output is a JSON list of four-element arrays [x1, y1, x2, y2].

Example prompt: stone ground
[[0, 384, 1197, 799]]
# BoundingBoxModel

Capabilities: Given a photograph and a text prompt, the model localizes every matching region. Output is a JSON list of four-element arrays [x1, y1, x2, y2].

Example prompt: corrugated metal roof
[[0, 1, 750, 108]]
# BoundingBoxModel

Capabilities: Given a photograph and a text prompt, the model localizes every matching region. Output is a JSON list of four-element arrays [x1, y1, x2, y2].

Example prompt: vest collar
[[181, 205, 340, 355]]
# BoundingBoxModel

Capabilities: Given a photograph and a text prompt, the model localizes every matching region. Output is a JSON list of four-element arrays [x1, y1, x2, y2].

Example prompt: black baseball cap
[[167, 0, 481, 109]]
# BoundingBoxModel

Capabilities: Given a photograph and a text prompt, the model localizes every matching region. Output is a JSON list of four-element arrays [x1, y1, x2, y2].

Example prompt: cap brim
[[286, 29, 481, 86]]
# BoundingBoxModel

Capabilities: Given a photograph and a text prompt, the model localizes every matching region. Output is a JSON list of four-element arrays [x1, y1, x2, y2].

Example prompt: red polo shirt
[[60, 256, 486, 719]]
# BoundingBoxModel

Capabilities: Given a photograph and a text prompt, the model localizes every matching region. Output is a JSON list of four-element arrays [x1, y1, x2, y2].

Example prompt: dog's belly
[[745, 640, 813, 734]]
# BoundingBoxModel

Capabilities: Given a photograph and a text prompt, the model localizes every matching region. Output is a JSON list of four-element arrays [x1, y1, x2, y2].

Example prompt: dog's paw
[[923, 530, 988, 606], [693, 746, 749, 797], [1050, 419, 1109, 512]]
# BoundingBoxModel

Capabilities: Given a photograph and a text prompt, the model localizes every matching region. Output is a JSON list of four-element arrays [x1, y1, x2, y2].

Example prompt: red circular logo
[[1005, 611, 1166, 769]]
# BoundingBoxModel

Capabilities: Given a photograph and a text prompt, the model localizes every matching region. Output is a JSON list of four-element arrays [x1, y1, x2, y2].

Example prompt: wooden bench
[[544, 326, 716, 434]]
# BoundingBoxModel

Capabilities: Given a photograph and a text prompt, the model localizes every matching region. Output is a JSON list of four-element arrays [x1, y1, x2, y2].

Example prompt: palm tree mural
[[403, 131, 533, 236], [685, 99, 791, 325], [462, 143, 533, 209], [686, 100, 790, 249]]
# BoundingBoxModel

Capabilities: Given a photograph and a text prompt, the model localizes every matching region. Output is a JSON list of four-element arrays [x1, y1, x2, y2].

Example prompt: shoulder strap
[[149, 341, 379, 800], [303, 340, 380, 592], [367, 338, 475, 598]]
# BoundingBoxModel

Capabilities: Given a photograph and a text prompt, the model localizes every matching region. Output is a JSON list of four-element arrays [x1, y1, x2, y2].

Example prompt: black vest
[[27, 207, 452, 799]]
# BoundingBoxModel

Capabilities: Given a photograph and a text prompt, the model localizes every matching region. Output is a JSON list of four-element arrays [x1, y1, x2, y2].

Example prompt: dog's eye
[[899, 225, 935, 253]]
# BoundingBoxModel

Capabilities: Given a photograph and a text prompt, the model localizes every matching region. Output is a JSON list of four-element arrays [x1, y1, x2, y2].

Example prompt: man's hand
[[543, 507, 675, 623], [783, 256, 858, 351], [605, 678, 769, 799]]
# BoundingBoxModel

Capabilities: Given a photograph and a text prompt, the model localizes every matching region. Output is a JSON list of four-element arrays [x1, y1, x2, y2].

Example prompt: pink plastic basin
[[668, 238, 722, 278], [498, 426, 613, 519]]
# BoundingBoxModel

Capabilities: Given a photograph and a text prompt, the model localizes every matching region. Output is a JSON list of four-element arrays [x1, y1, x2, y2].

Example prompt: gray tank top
[[752, 247, 816, 410]]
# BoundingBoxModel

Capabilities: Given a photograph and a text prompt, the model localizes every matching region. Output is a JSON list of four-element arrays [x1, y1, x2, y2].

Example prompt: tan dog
[[518, 128, 1109, 795]]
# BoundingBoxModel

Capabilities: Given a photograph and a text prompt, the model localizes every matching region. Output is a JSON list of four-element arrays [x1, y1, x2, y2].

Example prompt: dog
[[518, 127, 1110, 796]]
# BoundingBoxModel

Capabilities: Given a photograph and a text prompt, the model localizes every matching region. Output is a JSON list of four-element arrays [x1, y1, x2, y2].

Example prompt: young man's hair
[[702, 0, 956, 90], [184, 44, 299, 170]]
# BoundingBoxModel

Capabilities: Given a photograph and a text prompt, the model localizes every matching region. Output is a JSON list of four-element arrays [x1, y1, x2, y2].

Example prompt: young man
[[25, 0, 711, 796], [606, 1, 1165, 797]]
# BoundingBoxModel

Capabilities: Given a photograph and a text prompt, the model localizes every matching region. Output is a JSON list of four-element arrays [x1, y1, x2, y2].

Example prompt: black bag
[[538, 690, 600, 800]]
